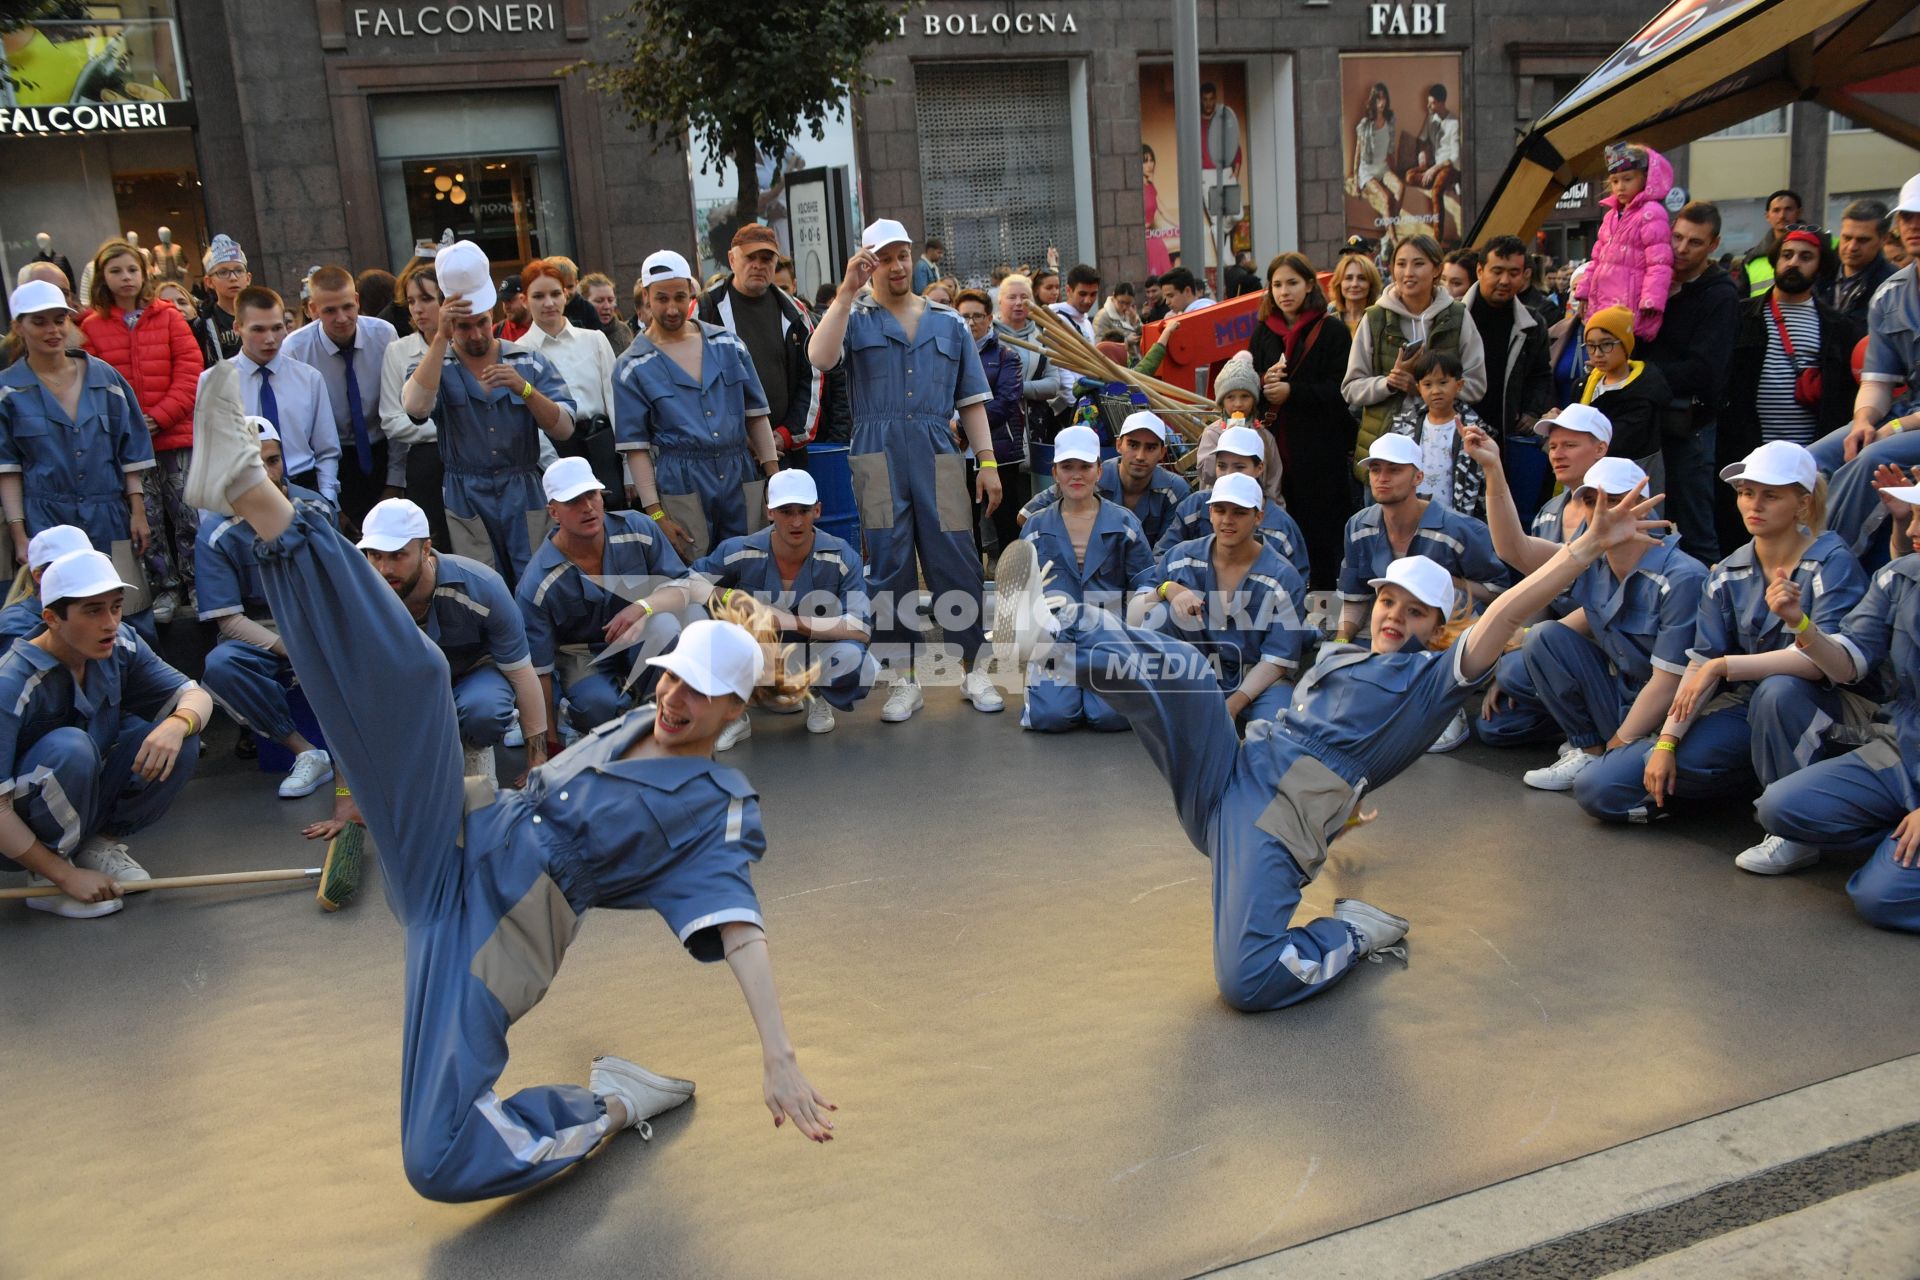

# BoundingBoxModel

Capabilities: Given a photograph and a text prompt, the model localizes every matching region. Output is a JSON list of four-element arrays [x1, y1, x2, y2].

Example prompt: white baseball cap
[[543, 456, 606, 504], [1879, 481, 1920, 507], [766, 469, 819, 509], [357, 498, 432, 552], [640, 250, 694, 289], [1215, 424, 1265, 460], [1896, 173, 1920, 215], [1536, 403, 1614, 445], [247, 414, 279, 444], [1208, 472, 1265, 509], [646, 618, 765, 701], [1368, 555, 1455, 612], [1052, 424, 1102, 465], [9, 279, 69, 317], [1720, 440, 1819, 492], [1365, 434, 1423, 468], [861, 218, 912, 252], [1576, 457, 1649, 497], [26, 525, 89, 571], [434, 240, 496, 312], [1119, 410, 1168, 441], [40, 549, 135, 607]]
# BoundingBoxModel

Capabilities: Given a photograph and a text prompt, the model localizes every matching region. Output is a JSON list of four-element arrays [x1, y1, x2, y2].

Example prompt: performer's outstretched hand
[[764, 1054, 838, 1143]]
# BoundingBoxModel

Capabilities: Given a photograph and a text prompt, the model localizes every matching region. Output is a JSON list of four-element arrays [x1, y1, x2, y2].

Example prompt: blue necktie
[[257, 364, 280, 431], [337, 339, 373, 474]]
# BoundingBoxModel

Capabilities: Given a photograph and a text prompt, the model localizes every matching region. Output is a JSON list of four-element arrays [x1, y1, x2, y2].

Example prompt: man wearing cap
[[686, 468, 878, 745], [807, 219, 1006, 720], [403, 240, 578, 585], [203, 285, 344, 506], [1018, 409, 1190, 546], [699, 224, 825, 465], [1153, 424, 1310, 581], [0, 524, 89, 643], [516, 456, 693, 740], [197, 234, 251, 362], [358, 497, 547, 781], [0, 548, 211, 917], [282, 265, 408, 535], [496, 278, 531, 342], [614, 249, 781, 564]]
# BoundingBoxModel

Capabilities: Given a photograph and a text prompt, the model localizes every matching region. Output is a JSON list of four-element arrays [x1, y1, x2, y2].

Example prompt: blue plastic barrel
[[803, 443, 862, 547]]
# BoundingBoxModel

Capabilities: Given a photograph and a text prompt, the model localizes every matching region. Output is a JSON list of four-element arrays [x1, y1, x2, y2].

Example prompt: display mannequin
[[123, 230, 154, 273], [32, 232, 75, 293], [150, 226, 189, 285]]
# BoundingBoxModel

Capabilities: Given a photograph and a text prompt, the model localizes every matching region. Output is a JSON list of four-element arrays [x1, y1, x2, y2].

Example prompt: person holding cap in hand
[[0, 547, 210, 917], [614, 249, 782, 563], [1153, 424, 1309, 580], [807, 217, 1005, 722], [687, 467, 879, 746], [180, 372, 838, 1197], [402, 240, 577, 584], [0, 524, 90, 643], [1018, 409, 1190, 546]]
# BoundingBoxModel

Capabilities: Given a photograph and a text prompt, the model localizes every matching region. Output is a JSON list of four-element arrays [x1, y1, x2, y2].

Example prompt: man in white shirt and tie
[[198, 285, 341, 504], [282, 265, 407, 533]]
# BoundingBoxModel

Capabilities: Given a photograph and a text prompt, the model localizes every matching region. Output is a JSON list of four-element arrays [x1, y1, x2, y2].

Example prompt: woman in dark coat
[[1249, 252, 1357, 589]]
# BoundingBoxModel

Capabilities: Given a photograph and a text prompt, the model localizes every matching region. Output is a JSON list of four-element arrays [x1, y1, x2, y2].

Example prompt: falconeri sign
[[348, 2, 560, 37], [0, 100, 195, 136]]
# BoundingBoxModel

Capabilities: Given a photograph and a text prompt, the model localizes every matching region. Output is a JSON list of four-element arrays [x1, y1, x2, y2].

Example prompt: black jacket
[[1640, 264, 1741, 427], [1464, 285, 1554, 439], [697, 279, 826, 450], [1584, 360, 1672, 461], [1719, 292, 1857, 463], [1828, 256, 1895, 346]]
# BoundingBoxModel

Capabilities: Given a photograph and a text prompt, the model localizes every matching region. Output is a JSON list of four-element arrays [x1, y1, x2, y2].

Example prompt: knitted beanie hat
[[1585, 305, 1636, 356], [1214, 351, 1261, 403]]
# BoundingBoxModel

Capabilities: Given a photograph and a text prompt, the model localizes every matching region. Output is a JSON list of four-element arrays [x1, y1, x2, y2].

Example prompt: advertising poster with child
[[1339, 52, 1468, 248]]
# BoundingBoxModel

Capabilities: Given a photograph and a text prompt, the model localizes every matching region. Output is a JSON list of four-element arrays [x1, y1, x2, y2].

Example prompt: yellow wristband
[[647, 507, 665, 520], [1653, 739, 1678, 754], [639, 600, 654, 617], [167, 709, 199, 736], [519, 380, 534, 399], [979, 459, 999, 469], [1791, 613, 1811, 633], [335, 786, 352, 798], [1157, 581, 1174, 600], [720, 588, 734, 607]]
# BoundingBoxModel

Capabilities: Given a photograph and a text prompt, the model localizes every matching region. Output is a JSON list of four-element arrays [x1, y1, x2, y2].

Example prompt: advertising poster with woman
[[1139, 63, 1251, 279], [1339, 52, 1468, 247]]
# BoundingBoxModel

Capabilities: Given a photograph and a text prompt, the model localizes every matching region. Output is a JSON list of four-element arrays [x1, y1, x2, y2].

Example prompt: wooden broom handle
[[0, 867, 321, 899]]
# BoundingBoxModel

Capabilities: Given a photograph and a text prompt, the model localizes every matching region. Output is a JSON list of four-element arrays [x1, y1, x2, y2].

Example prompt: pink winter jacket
[[1573, 146, 1674, 341]]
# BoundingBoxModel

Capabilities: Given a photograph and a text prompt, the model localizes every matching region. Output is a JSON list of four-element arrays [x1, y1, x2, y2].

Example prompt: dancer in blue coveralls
[[1152, 424, 1310, 580], [0, 280, 158, 641], [516, 457, 692, 739], [0, 525, 90, 643], [1744, 466, 1920, 928], [687, 467, 878, 748], [0, 548, 209, 918], [1147, 472, 1314, 729], [401, 241, 577, 584], [1016, 425, 1156, 732], [808, 219, 1006, 723], [614, 250, 782, 563], [1019, 410, 1191, 546], [183, 361, 837, 1202], [992, 474, 1670, 1009], [1577, 442, 1869, 831]]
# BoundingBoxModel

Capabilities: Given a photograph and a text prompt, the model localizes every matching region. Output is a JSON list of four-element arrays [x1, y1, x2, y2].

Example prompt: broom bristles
[[317, 823, 366, 912]]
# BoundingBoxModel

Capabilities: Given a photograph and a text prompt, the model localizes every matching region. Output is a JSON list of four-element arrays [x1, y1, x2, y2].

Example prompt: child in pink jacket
[[1573, 142, 1674, 341]]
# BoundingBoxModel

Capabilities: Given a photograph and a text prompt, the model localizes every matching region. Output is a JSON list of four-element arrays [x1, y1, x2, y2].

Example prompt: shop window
[[370, 89, 573, 275]]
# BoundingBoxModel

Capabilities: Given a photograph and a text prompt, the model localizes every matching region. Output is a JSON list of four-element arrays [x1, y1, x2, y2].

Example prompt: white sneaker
[[1426, 709, 1470, 754], [183, 361, 261, 515], [503, 714, 525, 749], [881, 680, 924, 723], [806, 699, 836, 735], [24, 874, 124, 919], [590, 1054, 694, 1140], [991, 538, 1060, 669], [1334, 897, 1409, 960], [963, 669, 1004, 713], [279, 748, 334, 799], [1524, 748, 1597, 791], [765, 698, 804, 717], [74, 836, 149, 884], [150, 591, 178, 626], [463, 745, 497, 785], [716, 713, 751, 752], [1735, 834, 1821, 875]]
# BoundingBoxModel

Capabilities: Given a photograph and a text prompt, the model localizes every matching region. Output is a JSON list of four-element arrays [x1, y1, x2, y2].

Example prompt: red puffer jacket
[[78, 298, 203, 451]]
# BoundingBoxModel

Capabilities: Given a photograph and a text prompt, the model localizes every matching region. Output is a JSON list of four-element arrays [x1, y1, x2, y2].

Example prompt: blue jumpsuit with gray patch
[[1018, 498, 1156, 732], [1335, 500, 1508, 618], [1045, 602, 1491, 1010], [515, 509, 689, 731], [613, 322, 770, 560], [1576, 532, 1867, 822], [689, 526, 877, 711], [0, 627, 200, 869], [247, 499, 768, 1201], [1155, 489, 1311, 581], [836, 296, 992, 666], [1154, 534, 1314, 726], [1019, 458, 1191, 546], [1477, 492, 1583, 746], [1755, 555, 1920, 931], [419, 342, 575, 584], [417, 553, 535, 750]]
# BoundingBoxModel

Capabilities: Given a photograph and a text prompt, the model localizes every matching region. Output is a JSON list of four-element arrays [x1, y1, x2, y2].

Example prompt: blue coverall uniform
[[1156, 488, 1311, 581], [1155, 534, 1315, 725], [1019, 458, 1191, 547], [1018, 498, 1156, 731]]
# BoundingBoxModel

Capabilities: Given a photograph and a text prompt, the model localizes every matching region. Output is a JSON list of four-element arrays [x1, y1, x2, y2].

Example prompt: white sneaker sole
[[26, 891, 124, 919], [278, 764, 335, 799], [991, 539, 1043, 669], [880, 691, 924, 723], [1735, 848, 1821, 876], [590, 1055, 695, 1127], [183, 362, 259, 515], [1333, 897, 1410, 952]]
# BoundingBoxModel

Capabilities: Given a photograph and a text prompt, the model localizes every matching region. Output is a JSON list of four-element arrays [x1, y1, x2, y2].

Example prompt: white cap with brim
[[1052, 425, 1102, 465], [1208, 472, 1264, 509], [1215, 424, 1266, 460], [247, 414, 279, 444], [357, 498, 432, 552], [1366, 433, 1423, 468], [8, 279, 69, 317], [861, 219, 912, 252], [1897, 173, 1920, 215], [1879, 483, 1920, 507], [1368, 554, 1455, 612], [1536, 402, 1613, 444], [1119, 410, 1168, 441], [646, 618, 765, 701], [26, 525, 90, 571], [434, 240, 497, 313], [1720, 439, 1819, 492], [641, 249, 695, 289], [543, 456, 606, 504], [766, 469, 819, 509], [41, 550, 135, 607], [1576, 457, 1649, 497]]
